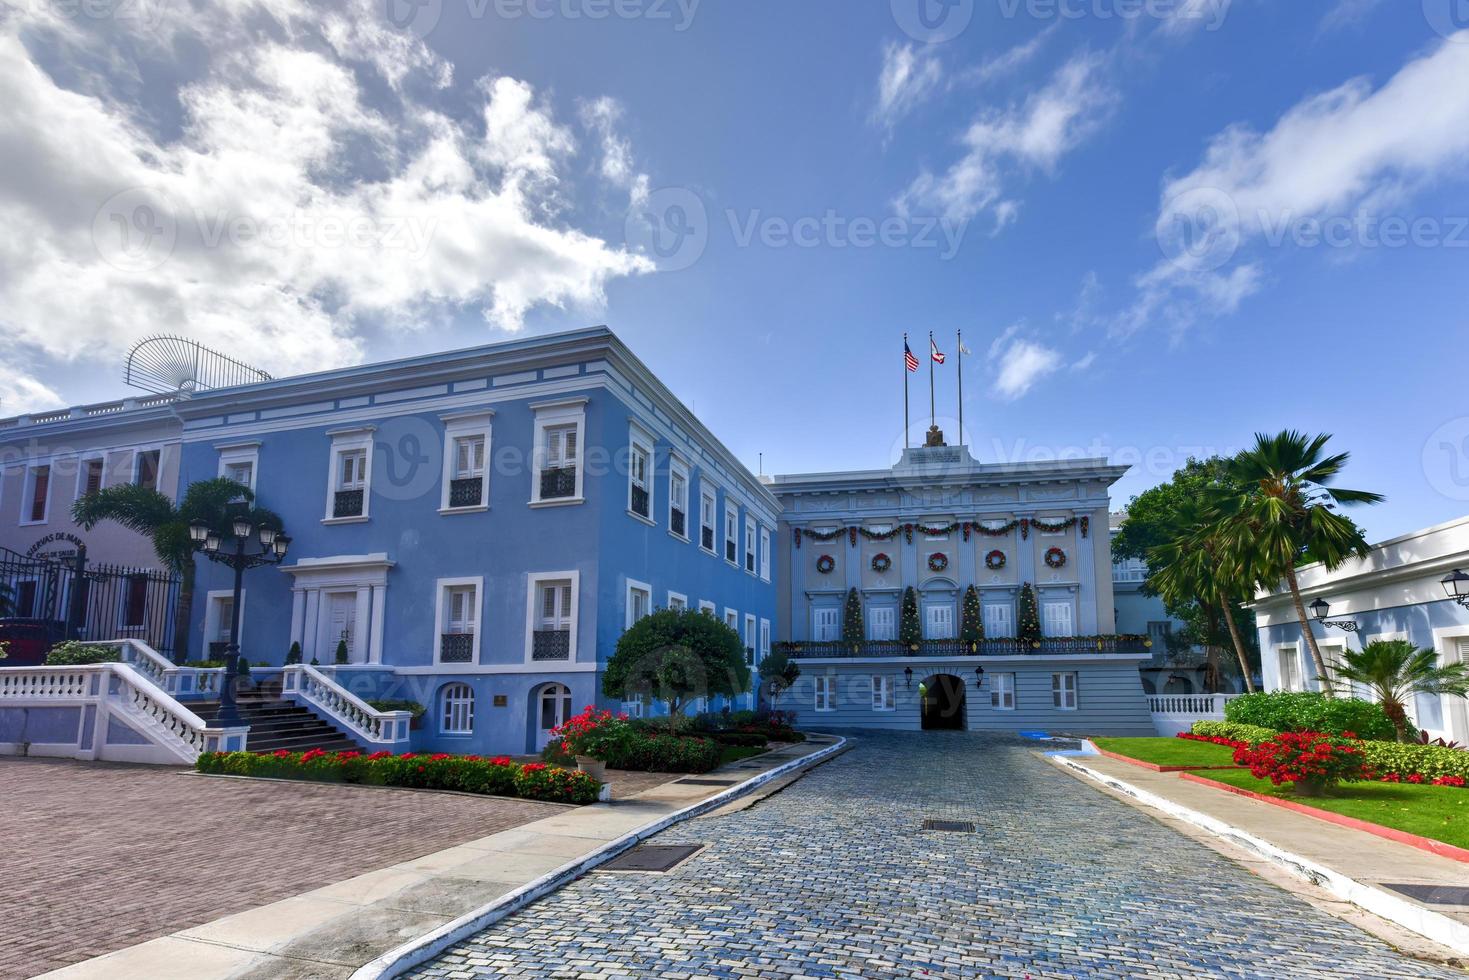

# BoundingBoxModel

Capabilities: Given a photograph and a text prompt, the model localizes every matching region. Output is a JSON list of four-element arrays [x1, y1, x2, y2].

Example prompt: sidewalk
[[1050, 751, 1469, 958], [40, 736, 844, 980]]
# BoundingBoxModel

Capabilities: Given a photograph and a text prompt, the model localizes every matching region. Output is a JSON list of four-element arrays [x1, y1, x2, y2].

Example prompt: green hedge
[[44, 642, 121, 666], [1355, 742, 1469, 781], [599, 732, 723, 773], [196, 750, 600, 804], [1224, 691, 1395, 741], [709, 731, 769, 748], [1192, 720, 1279, 746]]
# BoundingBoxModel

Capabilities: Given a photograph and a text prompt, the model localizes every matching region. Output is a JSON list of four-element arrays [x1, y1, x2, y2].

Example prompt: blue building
[[175, 327, 780, 754]]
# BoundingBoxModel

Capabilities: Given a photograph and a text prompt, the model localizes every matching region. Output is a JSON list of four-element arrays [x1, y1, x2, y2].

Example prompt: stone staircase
[[191, 681, 361, 753]]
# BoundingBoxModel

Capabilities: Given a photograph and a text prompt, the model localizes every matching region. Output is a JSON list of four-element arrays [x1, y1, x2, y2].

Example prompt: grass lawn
[[1091, 737, 1240, 769], [718, 745, 768, 765], [1202, 769, 1469, 851]]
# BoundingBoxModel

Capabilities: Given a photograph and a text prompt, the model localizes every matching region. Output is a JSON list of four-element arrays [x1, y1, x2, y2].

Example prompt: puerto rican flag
[[904, 342, 920, 372], [930, 337, 946, 365]]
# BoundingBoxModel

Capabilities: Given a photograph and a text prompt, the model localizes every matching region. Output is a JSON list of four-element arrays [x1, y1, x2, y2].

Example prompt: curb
[[350, 734, 849, 979], [1051, 755, 1469, 957]]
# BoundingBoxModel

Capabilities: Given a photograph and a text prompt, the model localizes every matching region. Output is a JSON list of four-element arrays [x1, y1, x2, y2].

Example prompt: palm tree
[[1332, 639, 1469, 741], [1227, 431, 1382, 699], [72, 478, 274, 664]]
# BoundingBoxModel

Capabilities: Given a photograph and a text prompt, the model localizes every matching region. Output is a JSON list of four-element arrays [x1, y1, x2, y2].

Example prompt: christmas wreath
[[927, 552, 949, 573], [815, 554, 836, 575], [871, 553, 893, 574], [984, 549, 1006, 571], [1044, 547, 1068, 570]]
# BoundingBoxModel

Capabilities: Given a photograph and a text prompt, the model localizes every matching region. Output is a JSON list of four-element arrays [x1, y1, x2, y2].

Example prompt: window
[[13, 580, 37, 618], [78, 458, 105, 499], [224, 459, 254, 488], [668, 591, 688, 612], [924, 603, 954, 640], [669, 463, 689, 539], [435, 578, 481, 664], [725, 608, 739, 634], [868, 606, 896, 642], [1113, 557, 1147, 584], [217, 442, 260, 494], [626, 580, 652, 629], [871, 675, 894, 711], [122, 574, 149, 629], [1277, 646, 1302, 692], [325, 427, 374, 521], [745, 516, 757, 573], [23, 465, 49, 524], [621, 694, 645, 718], [759, 618, 771, 663], [531, 398, 586, 504], [744, 614, 757, 665], [628, 427, 653, 521], [699, 486, 717, 553], [134, 450, 161, 491], [813, 607, 840, 642], [1146, 621, 1172, 648], [983, 603, 1014, 639], [206, 592, 237, 657], [991, 672, 1016, 710], [814, 674, 834, 712], [699, 599, 716, 616], [528, 574, 576, 662], [724, 501, 739, 564], [759, 526, 771, 581], [440, 412, 493, 512], [441, 684, 474, 734], [1052, 672, 1078, 710], [1042, 601, 1075, 638]]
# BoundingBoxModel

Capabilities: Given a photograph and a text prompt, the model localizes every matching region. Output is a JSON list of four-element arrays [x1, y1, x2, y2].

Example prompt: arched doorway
[[920, 674, 967, 731], [532, 683, 572, 752]]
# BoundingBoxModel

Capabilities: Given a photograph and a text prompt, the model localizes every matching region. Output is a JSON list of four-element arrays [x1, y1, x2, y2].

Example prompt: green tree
[[960, 585, 983, 645], [1017, 583, 1041, 645], [73, 478, 278, 663], [603, 607, 751, 733], [898, 587, 921, 648], [285, 641, 302, 665], [1331, 639, 1469, 742], [841, 588, 864, 647], [334, 638, 349, 665], [758, 646, 801, 710], [1227, 431, 1382, 698]]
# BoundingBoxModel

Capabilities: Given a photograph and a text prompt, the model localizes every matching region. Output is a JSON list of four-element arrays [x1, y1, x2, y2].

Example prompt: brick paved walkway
[[0, 757, 559, 980], [407, 731, 1463, 979]]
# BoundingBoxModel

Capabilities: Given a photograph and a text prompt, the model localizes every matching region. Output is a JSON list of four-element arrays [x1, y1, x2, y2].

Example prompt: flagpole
[[928, 330, 936, 432], [957, 329, 964, 448], [903, 333, 910, 450]]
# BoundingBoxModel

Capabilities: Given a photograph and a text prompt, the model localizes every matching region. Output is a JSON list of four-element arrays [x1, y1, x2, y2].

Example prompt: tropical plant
[[960, 585, 983, 644], [757, 645, 801, 709], [44, 641, 121, 666], [285, 641, 302, 665], [1017, 583, 1041, 645], [1330, 639, 1469, 742], [841, 588, 863, 646], [72, 477, 281, 664], [1226, 431, 1382, 697], [602, 607, 751, 734], [1233, 731, 1369, 796], [898, 586, 921, 647]]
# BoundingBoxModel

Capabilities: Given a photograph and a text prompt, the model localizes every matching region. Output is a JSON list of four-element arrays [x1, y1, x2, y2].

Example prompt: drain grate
[[1382, 883, 1469, 906], [677, 777, 740, 786], [921, 819, 976, 833], [597, 844, 703, 873]]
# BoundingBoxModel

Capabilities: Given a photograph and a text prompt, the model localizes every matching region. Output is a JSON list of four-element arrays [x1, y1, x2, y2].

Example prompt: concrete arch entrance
[[920, 674, 967, 730]]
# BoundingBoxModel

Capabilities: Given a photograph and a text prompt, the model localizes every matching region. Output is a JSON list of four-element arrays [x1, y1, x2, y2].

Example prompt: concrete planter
[[576, 756, 607, 782]]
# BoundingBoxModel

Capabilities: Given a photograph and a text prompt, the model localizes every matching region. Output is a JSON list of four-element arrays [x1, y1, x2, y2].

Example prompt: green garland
[[798, 515, 1088, 547]]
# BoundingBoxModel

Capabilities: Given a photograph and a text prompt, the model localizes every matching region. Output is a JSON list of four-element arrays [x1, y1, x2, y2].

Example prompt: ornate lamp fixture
[[1309, 598, 1358, 633], [1441, 569, 1469, 609]]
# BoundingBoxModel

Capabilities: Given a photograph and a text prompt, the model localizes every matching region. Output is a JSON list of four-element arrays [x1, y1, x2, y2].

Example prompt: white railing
[[102, 638, 225, 698], [1148, 693, 1241, 737], [0, 660, 248, 764], [281, 665, 412, 747]]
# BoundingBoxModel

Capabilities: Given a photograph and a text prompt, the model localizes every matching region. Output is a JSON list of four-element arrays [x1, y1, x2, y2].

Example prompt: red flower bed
[[1177, 732, 1469, 791], [1177, 732, 1249, 750], [1232, 731, 1369, 795]]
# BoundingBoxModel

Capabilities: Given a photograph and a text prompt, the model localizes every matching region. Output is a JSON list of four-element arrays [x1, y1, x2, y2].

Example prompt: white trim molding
[[439, 410, 493, 514], [433, 576, 484, 667], [524, 570, 580, 665]]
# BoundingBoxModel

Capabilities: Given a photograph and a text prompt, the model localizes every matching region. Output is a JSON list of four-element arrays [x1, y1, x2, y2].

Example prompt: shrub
[[599, 731, 723, 773], [552, 706, 634, 760], [1355, 741, 1469, 782], [1233, 731, 1370, 795], [334, 639, 349, 665], [602, 607, 751, 730], [285, 641, 302, 665], [1191, 720, 1278, 746], [513, 763, 601, 804], [367, 699, 426, 719], [540, 738, 576, 767], [1225, 691, 1394, 741], [45, 641, 120, 666], [709, 731, 768, 748]]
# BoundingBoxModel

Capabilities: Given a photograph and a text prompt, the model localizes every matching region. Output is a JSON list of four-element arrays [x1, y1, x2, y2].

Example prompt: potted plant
[[552, 706, 629, 782]]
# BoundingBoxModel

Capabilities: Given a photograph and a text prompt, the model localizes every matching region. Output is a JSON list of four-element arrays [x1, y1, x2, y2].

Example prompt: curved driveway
[[407, 732, 1461, 979]]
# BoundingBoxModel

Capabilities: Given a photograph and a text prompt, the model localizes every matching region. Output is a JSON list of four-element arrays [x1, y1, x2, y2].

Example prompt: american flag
[[930, 337, 946, 365], [904, 342, 919, 372]]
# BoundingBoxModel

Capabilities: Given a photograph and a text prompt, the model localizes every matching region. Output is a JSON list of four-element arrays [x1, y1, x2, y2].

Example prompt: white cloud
[[1119, 32, 1469, 335], [0, 0, 653, 409], [0, 368, 63, 415], [1318, 0, 1388, 33], [896, 52, 1116, 226], [987, 326, 1065, 401], [873, 42, 943, 131], [957, 24, 1059, 87], [580, 96, 651, 209]]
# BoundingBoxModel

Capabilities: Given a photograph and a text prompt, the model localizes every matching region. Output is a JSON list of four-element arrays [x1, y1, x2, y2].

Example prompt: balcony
[[333, 488, 364, 519], [449, 477, 483, 508], [539, 466, 577, 500], [532, 629, 571, 661], [439, 633, 474, 663], [671, 507, 686, 537], [776, 636, 1154, 659], [630, 484, 650, 518]]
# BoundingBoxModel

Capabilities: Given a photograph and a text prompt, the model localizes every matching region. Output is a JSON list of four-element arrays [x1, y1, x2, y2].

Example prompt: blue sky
[[3, 1, 1468, 541]]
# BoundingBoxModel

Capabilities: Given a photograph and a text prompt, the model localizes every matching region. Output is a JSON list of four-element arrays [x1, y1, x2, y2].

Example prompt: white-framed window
[[924, 603, 954, 640], [324, 427, 374, 522], [1052, 671, 1078, 711], [868, 606, 896, 642], [1113, 557, 1147, 584], [983, 603, 1014, 639], [441, 683, 474, 734], [434, 577, 482, 665], [667, 591, 688, 612], [440, 411, 493, 512], [204, 590, 241, 656], [1038, 515, 1067, 537], [699, 599, 716, 616], [621, 694, 645, 718], [77, 456, 106, 499], [813, 607, 840, 642], [526, 572, 577, 663], [133, 449, 161, 491], [217, 441, 260, 494], [628, 425, 654, 522], [759, 526, 771, 581], [626, 579, 652, 629], [759, 618, 771, 662], [745, 515, 757, 574], [871, 674, 895, 711], [1042, 601, 1075, 638], [699, 484, 717, 554], [724, 500, 740, 565], [669, 461, 690, 540], [814, 674, 834, 712], [1318, 640, 1350, 696], [991, 672, 1016, 710], [530, 397, 586, 505], [1277, 645, 1303, 692], [21, 464, 50, 524], [725, 607, 739, 635], [744, 613, 757, 665]]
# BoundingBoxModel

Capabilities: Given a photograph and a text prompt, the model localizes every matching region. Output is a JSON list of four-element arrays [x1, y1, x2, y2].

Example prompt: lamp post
[[188, 505, 289, 728], [1441, 569, 1469, 609], [1309, 598, 1358, 633]]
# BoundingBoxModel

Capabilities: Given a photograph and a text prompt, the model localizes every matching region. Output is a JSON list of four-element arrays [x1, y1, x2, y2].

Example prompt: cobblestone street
[[408, 732, 1461, 979]]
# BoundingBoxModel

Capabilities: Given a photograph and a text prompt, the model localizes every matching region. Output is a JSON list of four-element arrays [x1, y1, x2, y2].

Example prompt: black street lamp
[[973, 665, 985, 689], [1309, 598, 1358, 633], [1441, 569, 1469, 609], [189, 504, 289, 727]]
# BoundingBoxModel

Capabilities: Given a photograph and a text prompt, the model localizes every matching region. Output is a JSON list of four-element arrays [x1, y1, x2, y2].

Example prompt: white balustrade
[[280, 665, 411, 747], [105, 638, 226, 699], [1147, 693, 1241, 737]]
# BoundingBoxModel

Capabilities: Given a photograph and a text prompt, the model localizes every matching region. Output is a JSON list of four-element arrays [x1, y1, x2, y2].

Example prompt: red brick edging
[[1179, 771, 1469, 865], [1096, 748, 1245, 774]]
